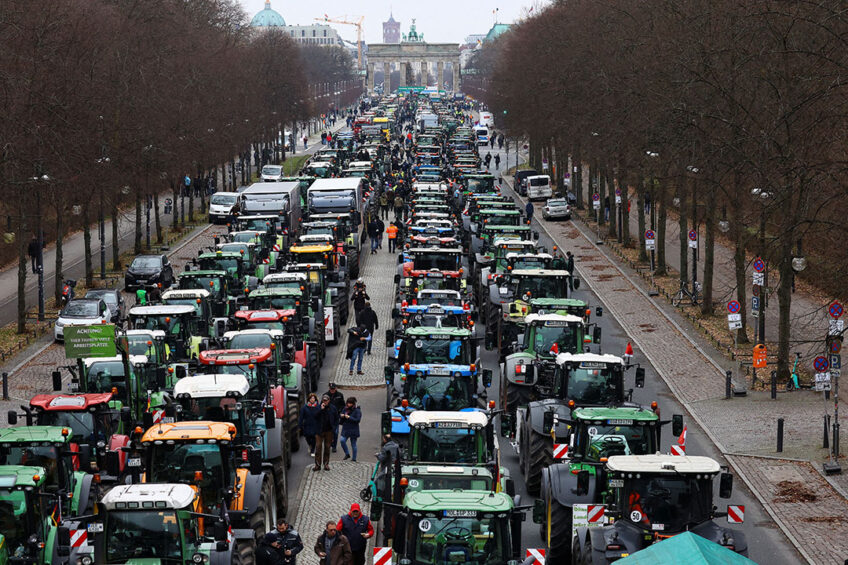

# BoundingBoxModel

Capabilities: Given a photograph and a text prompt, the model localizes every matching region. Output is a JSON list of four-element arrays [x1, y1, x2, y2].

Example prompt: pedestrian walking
[[351, 282, 370, 317], [604, 196, 610, 221], [339, 397, 361, 461], [378, 193, 389, 219], [644, 191, 651, 215], [494, 154, 501, 169], [375, 217, 385, 249], [356, 302, 379, 354], [393, 195, 404, 222], [498, 134, 504, 149], [299, 393, 321, 456], [484, 152, 492, 168], [257, 517, 304, 565], [27, 236, 39, 274], [386, 221, 399, 253], [346, 325, 369, 376], [336, 504, 374, 565], [490, 135, 496, 149], [525, 200, 534, 223], [314, 395, 338, 471], [566, 251, 575, 291], [367, 217, 381, 254], [325, 382, 345, 453], [314, 521, 353, 565], [303, 136, 308, 149]]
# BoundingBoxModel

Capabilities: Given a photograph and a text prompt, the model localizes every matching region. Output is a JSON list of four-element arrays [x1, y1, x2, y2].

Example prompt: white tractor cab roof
[[606, 454, 721, 475], [173, 373, 251, 399], [298, 234, 334, 244], [222, 328, 284, 341], [348, 161, 373, 169], [509, 269, 570, 278], [525, 313, 585, 327], [101, 483, 196, 511], [126, 329, 167, 340], [504, 252, 553, 261], [408, 410, 489, 429], [84, 355, 149, 369], [161, 289, 211, 301], [129, 305, 197, 317], [217, 241, 255, 253], [263, 272, 307, 284], [306, 160, 334, 169], [415, 220, 453, 228], [418, 289, 462, 299], [493, 239, 537, 250], [555, 352, 625, 366]]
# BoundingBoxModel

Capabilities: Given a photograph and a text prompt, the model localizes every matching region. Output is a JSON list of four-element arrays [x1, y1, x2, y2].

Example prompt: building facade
[[382, 13, 400, 43]]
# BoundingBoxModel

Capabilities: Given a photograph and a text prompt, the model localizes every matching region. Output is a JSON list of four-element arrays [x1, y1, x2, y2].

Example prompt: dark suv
[[514, 168, 539, 196], [124, 254, 173, 292]]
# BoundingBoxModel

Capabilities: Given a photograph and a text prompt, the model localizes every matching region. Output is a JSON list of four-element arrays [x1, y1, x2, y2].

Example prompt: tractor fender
[[73, 472, 96, 515], [315, 299, 325, 327], [108, 434, 130, 473], [240, 471, 267, 517], [210, 542, 236, 565], [261, 420, 284, 460], [294, 345, 307, 368], [527, 399, 572, 436], [270, 386, 286, 418], [542, 465, 598, 510], [503, 353, 538, 387], [282, 363, 304, 396], [307, 318, 316, 340], [488, 284, 504, 310], [691, 520, 748, 555]]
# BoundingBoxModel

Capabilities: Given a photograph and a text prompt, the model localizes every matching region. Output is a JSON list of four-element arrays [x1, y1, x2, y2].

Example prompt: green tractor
[[195, 250, 259, 297], [0, 465, 74, 564], [247, 287, 325, 364], [177, 269, 234, 318], [128, 304, 204, 362], [282, 262, 350, 342]]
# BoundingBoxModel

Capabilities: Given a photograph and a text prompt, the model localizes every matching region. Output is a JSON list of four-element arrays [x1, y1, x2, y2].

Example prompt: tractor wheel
[[308, 349, 320, 391], [505, 383, 532, 422], [485, 303, 500, 350], [287, 399, 300, 457], [348, 247, 360, 279], [333, 312, 341, 344], [524, 429, 552, 496], [546, 497, 574, 565], [249, 477, 274, 542], [336, 293, 349, 325], [272, 456, 288, 518], [235, 540, 255, 565]]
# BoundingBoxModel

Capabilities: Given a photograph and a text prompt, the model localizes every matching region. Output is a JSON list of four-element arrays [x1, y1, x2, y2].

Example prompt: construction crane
[[314, 15, 364, 69]]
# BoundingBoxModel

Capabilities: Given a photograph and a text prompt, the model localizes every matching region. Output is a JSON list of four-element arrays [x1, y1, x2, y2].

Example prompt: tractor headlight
[[192, 553, 208, 563], [79, 557, 94, 565]]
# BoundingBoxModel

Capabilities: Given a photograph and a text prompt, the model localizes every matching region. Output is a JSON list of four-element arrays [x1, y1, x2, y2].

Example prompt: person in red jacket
[[336, 503, 374, 565]]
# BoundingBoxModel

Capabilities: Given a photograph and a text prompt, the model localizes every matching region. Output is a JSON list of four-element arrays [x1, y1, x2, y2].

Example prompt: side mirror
[[57, 525, 71, 555], [384, 366, 393, 385], [593, 327, 602, 344], [576, 470, 590, 495], [482, 369, 492, 388], [672, 414, 684, 437], [573, 278, 580, 290], [105, 450, 120, 477], [392, 308, 400, 319], [7, 410, 17, 425], [397, 255, 404, 264], [635, 368, 645, 388], [532, 499, 545, 524], [596, 306, 603, 317], [248, 449, 262, 475], [719, 472, 733, 498], [509, 303, 518, 314], [156, 367, 167, 389], [213, 520, 229, 542], [176, 365, 187, 379], [542, 410, 554, 434], [264, 406, 276, 429], [394, 274, 400, 284], [524, 365, 535, 380], [385, 329, 394, 344], [505, 478, 516, 497], [142, 411, 154, 430], [52, 370, 62, 391], [381, 412, 391, 435]]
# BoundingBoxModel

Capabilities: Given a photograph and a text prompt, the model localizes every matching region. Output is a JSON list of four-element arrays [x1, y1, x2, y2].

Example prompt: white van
[[479, 112, 494, 128], [261, 165, 284, 182], [208, 192, 238, 224], [526, 175, 553, 201]]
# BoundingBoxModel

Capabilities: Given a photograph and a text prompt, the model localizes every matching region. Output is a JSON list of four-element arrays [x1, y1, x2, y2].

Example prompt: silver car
[[542, 197, 572, 220]]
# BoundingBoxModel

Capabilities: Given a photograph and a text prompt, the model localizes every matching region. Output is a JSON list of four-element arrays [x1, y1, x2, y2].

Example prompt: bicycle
[[786, 352, 802, 391], [671, 280, 701, 307]]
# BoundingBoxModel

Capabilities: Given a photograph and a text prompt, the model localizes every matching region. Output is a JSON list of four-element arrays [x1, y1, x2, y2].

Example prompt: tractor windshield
[[624, 475, 712, 532], [250, 295, 299, 310], [38, 410, 100, 441], [199, 257, 240, 276], [510, 257, 548, 270], [408, 515, 509, 564], [407, 375, 474, 411], [417, 294, 461, 307], [408, 474, 492, 492], [180, 397, 241, 424], [412, 253, 460, 272], [85, 361, 128, 401], [147, 443, 228, 513], [106, 510, 181, 561], [532, 324, 579, 357], [408, 338, 471, 365], [0, 491, 31, 554], [0, 446, 60, 487], [407, 314, 463, 329], [180, 276, 224, 296], [132, 315, 186, 337], [291, 252, 329, 265], [228, 334, 272, 349], [575, 423, 654, 463], [515, 276, 567, 299], [163, 298, 203, 317], [126, 335, 159, 357], [561, 366, 621, 405], [416, 427, 482, 464], [466, 177, 495, 193]]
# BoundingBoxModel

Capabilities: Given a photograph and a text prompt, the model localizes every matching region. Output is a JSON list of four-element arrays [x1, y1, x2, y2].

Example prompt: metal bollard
[[771, 370, 777, 400], [725, 370, 732, 399], [824, 415, 830, 449], [1, 372, 7, 400], [777, 418, 784, 452]]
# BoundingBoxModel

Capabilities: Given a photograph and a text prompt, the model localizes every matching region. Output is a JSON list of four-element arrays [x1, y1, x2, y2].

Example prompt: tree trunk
[[173, 179, 181, 230], [111, 198, 121, 271], [54, 204, 64, 302], [154, 190, 162, 244], [701, 193, 716, 314], [677, 182, 689, 286], [83, 203, 93, 287], [776, 237, 794, 380], [134, 190, 142, 254], [656, 178, 668, 275], [621, 171, 631, 247], [607, 168, 616, 238], [597, 161, 606, 226], [637, 178, 647, 261], [574, 145, 583, 209], [730, 172, 749, 344], [17, 216, 27, 334]]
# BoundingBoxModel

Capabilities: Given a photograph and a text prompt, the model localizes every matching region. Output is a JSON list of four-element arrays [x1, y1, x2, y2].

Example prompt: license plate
[[162, 417, 175, 424], [607, 419, 633, 425], [444, 510, 476, 518], [127, 458, 142, 467], [434, 422, 465, 428], [87, 523, 104, 533], [429, 368, 449, 376], [609, 479, 624, 488], [652, 524, 665, 531], [68, 382, 79, 392]]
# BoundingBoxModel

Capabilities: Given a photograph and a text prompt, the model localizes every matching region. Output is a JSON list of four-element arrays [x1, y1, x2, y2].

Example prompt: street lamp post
[[751, 187, 771, 344]]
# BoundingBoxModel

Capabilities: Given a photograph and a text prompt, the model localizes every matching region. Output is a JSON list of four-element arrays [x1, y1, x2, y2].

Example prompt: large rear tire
[[249, 477, 274, 541], [308, 349, 319, 392], [287, 399, 300, 458], [546, 497, 574, 565], [523, 428, 552, 496], [272, 457, 288, 518], [505, 383, 532, 423], [348, 247, 360, 280], [235, 540, 255, 565]]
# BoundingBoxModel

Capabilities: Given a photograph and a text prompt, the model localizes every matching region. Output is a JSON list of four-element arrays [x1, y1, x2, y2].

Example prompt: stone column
[[437, 61, 445, 89], [367, 62, 375, 92], [399, 61, 407, 88], [452, 60, 461, 91], [381, 62, 389, 91], [420, 61, 428, 86]]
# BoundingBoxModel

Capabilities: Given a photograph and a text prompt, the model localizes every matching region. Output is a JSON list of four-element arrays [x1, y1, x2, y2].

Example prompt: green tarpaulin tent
[[617, 532, 756, 565]]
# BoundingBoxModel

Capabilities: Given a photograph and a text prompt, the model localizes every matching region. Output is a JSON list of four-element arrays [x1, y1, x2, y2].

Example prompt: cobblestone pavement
[[332, 244, 396, 388], [289, 461, 373, 565]]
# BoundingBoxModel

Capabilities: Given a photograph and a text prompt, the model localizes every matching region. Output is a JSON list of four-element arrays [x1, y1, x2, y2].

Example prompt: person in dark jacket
[[356, 302, 379, 354], [351, 282, 370, 317], [325, 383, 345, 453], [525, 200, 534, 223], [566, 251, 576, 291], [298, 393, 320, 456], [315, 395, 339, 471], [376, 434, 400, 468], [336, 504, 374, 565], [367, 218, 381, 254], [346, 325, 369, 375], [27, 237, 40, 274], [314, 521, 353, 565], [339, 397, 362, 461], [258, 517, 304, 565]]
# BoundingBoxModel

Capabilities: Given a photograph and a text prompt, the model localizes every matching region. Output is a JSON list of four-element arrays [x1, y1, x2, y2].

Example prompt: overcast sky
[[238, 0, 545, 44]]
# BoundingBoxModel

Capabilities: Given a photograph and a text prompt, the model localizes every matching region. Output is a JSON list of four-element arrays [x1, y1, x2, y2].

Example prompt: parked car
[[84, 288, 124, 324], [124, 254, 173, 292], [542, 197, 572, 220], [514, 168, 539, 196], [526, 174, 553, 201], [54, 298, 110, 341]]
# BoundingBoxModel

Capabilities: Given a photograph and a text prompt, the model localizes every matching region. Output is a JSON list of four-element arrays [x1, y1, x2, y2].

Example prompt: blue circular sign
[[753, 257, 765, 273], [814, 356, 829, 372], [688, 230, 697, 241], [829, 301, 843, 319], [727, 301, 741, 313], [592, 193, 600, 201]]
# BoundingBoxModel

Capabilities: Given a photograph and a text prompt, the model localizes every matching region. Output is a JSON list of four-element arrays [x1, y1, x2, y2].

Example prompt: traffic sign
[[830, 354, 841, 370], [752, 285, 760, 297], [592, 193, 600, 210], [753, 257, 765, 272], [830, 339, 842, 354], [813, 356, 829, 372], [645, 230, 655, 239], [728, 313, 742, 322], [728, 320, 743, 330], [829, 301, 844, 319], [688, 230, 697, 241], [727, 301, 741, 313], [592, 193, 600, 201], [752, 296, 760, 311], [727, 505, 745, 524], [374, 548, 393, 565], [752, 272, 765, 286], [829, 319, 844, 336], [815, 372, 832, 392]]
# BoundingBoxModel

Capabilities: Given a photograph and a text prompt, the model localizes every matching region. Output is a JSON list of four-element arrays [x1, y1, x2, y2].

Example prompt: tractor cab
[[399, 247, 464, 278], [195, 251, 254, 294], [161, 288, 220, 338], [128, 305, 199, 361], [177, 270, 232, 317], [125, 329, 169, 366], [397, 270, 465, 303], [386, 411, 497, 468], [247, 287, 303, 311]]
